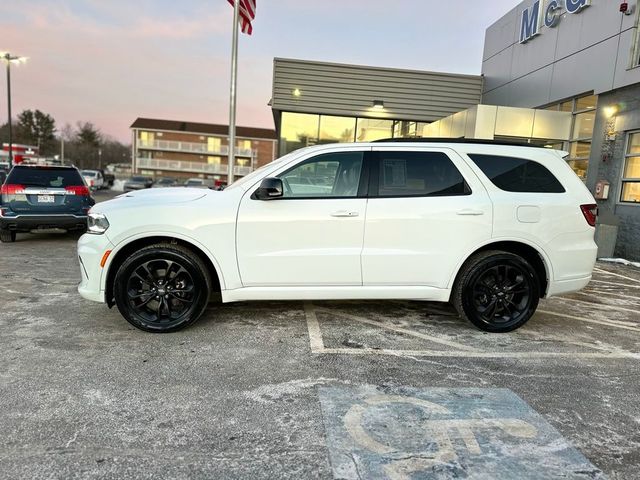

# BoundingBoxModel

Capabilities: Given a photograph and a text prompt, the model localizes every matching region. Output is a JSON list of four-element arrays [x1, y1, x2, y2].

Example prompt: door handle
[[331, 211, 359, 217], [456, 209, 484, 216]]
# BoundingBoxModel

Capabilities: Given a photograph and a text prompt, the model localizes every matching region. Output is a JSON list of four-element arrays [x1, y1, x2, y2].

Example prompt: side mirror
[[252, 177, 283, 200]]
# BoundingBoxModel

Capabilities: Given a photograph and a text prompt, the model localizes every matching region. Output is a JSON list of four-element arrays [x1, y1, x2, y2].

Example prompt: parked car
[[97, 169, 115, 188], [123, 176, 153, 192], [81, 170, 104, 191], [183, 178, 215, 188], [78, 140, 598, 333], [1, 165, 95, 242], [152, 177, 178, 188]]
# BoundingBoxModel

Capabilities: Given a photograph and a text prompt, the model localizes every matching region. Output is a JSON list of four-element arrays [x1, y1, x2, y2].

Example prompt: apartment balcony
[[137, 157, 253, 176], [138, 139, 254, 157]]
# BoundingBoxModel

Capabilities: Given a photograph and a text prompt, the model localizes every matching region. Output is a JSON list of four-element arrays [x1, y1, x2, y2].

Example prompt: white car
[[78, 140, 598, 333], [81, 170, 104, 191]]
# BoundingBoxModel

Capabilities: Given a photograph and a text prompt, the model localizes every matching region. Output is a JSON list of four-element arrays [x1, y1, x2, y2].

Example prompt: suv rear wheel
[[0, 230, 16, 243], [452, 250, 540, 333], [113, 243, 211, 332]]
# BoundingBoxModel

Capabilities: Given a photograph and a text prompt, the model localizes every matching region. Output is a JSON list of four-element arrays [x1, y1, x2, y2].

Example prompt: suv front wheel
[[113, 243, 211, 332], [452, 250, 540, 333]]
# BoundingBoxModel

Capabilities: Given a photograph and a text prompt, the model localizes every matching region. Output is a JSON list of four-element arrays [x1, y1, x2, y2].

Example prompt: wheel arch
[[449, 240, 551, 298], [103, 234, 224, 308]]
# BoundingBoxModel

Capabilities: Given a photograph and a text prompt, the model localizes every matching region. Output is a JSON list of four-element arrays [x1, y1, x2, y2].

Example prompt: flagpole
[[227, 0, 240, 186]]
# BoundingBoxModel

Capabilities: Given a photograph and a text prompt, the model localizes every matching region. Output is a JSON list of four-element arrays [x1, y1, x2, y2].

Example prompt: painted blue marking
[[319, 386, 604, 479]]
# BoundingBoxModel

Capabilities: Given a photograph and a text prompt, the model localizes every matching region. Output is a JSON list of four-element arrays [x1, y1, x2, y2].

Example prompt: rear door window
[[467, 154, 565, 193], [7, 167, 84, 188], [374, 151, 469, 197]]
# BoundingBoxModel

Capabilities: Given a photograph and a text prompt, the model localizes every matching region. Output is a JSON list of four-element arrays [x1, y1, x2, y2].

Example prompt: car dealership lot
[[1, 191, 639, 479]]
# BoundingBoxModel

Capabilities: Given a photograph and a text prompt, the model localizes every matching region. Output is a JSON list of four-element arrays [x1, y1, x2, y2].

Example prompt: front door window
[[278, 151, 364, 198]]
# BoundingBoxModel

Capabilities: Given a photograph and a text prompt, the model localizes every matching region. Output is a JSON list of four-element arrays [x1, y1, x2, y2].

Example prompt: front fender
[[100, 230, 228, 294]]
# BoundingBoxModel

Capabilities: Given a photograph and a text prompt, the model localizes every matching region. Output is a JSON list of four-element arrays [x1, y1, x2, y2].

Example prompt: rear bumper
[[0, 214, 88, 232], [546, 275, 592, 297]]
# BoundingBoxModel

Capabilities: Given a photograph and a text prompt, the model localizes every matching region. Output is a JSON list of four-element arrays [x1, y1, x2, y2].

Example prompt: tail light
[[90, 180, 95, 187], [1, 184, 25, 195], [580, 204, 597, 227], [65, 185, 90, 196]]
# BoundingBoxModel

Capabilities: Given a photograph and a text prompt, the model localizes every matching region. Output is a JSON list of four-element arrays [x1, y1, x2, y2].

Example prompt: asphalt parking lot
[[1, 190, 639, 479]]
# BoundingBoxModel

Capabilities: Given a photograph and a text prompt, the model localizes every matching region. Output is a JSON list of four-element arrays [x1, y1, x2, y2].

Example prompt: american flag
[[227, 0, 256, 35]]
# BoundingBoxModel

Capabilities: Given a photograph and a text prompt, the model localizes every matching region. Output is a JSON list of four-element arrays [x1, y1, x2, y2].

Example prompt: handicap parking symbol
[[319, 387, 604, 480]]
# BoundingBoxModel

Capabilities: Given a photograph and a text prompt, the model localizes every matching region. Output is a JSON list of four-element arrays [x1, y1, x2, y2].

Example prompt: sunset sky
[[1, 0, 520, 143]]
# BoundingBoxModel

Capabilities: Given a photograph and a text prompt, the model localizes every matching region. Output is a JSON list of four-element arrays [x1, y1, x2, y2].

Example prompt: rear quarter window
[[467, 154, 565, 193], [7, 167, 84, 188]]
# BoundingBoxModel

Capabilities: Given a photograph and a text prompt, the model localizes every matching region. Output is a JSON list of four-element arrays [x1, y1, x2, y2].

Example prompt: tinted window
[[7, 167, 84, 188], [377, 151, 469, 197], [279, 152, 363, 198], [468, 154, 565, 193]]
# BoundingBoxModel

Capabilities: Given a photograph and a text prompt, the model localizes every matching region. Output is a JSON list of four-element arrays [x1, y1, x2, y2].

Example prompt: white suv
[[78, 140, 598, 333]]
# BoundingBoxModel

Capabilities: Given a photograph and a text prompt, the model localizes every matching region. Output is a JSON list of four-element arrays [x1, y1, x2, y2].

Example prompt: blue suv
[[0, 165, 95, 243]]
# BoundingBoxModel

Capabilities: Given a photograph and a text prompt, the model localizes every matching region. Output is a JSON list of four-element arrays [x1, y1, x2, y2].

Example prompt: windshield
[[130, 176, 148, 182], [225, 149, 303, 191], [82, 171, 97, 177]]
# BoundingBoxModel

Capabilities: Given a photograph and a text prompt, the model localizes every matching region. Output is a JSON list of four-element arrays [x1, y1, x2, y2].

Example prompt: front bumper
[[0, 214, 88, 232], [77, 233, 115, 303]]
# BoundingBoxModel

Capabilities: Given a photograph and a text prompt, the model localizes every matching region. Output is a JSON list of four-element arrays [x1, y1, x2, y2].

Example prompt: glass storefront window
[[628, 132, 640, 155], [559, 101, 574, 112], [318, 115, 356, 144], [575, 95, 597, 112], [567, 159, 589, 180], [568, 141, 591, 180], [572, 111, 596, 140], [356, 118, 394, 141], [622, 132, 640, 203], [280, 112, 320, 155]]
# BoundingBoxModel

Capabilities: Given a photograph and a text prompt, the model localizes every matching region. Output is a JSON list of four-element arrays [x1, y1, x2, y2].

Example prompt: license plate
[[37, 195, 55, 203]]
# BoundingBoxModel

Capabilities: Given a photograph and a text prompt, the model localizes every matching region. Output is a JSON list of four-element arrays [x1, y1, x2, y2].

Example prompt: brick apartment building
[[130, 118, 278, 183]]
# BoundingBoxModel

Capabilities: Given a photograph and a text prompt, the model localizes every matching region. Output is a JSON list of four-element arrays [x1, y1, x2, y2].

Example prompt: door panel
[[236, 150, 369, 287], [362, 147, 493, 288], [237, 199, 367, 286]]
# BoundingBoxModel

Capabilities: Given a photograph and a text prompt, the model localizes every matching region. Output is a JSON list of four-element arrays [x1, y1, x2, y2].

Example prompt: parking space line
[[537, 309, 640, 332], [318, 347, 640, 359], [589, 279, 640, 289], [315, 306, 480, 352], [581, 289, 640, 301], [594, 267, 640, 284], [304, 303, 640, 360], [550, 297, 640, 316], [304, 302, 325, 353]]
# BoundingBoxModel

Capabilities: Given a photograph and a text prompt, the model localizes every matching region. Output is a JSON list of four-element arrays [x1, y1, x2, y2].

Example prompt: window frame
[[619, 130, 640, 205], [368, 150, 472, 199], [265, 151, 371, 200]]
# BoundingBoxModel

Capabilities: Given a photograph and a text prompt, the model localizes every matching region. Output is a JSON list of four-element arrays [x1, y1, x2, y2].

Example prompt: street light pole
[[1, 52, 27, 168]]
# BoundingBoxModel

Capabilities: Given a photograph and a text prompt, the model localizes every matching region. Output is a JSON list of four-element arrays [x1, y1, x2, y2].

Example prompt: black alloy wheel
[[114, 243, 211, 332], [0, 230, 16, 243], [452, 250, 540, 333]]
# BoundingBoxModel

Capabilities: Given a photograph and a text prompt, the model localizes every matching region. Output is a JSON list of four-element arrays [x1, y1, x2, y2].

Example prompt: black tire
[[0, 230, 16, 243], [452, 250, 540, 333], [113, 243, 211, 332]]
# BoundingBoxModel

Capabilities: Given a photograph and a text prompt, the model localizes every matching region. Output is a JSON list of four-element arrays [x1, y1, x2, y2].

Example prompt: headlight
[[87, 212, 110, 234]]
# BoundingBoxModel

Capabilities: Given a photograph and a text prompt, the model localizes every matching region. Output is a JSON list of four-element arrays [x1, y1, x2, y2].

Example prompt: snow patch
[[599, 258, 640, 268]]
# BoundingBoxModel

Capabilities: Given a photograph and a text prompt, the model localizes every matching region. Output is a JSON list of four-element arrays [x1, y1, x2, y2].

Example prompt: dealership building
[[268, 1, 640, 259], [481, 0, 640, 259]]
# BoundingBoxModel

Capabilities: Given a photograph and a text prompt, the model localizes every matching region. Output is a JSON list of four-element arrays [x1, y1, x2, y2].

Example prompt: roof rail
[[371, 137, 544, 148]]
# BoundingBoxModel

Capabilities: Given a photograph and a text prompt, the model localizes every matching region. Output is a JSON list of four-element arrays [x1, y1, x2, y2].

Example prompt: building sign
[[520, 0, 591, 44]]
